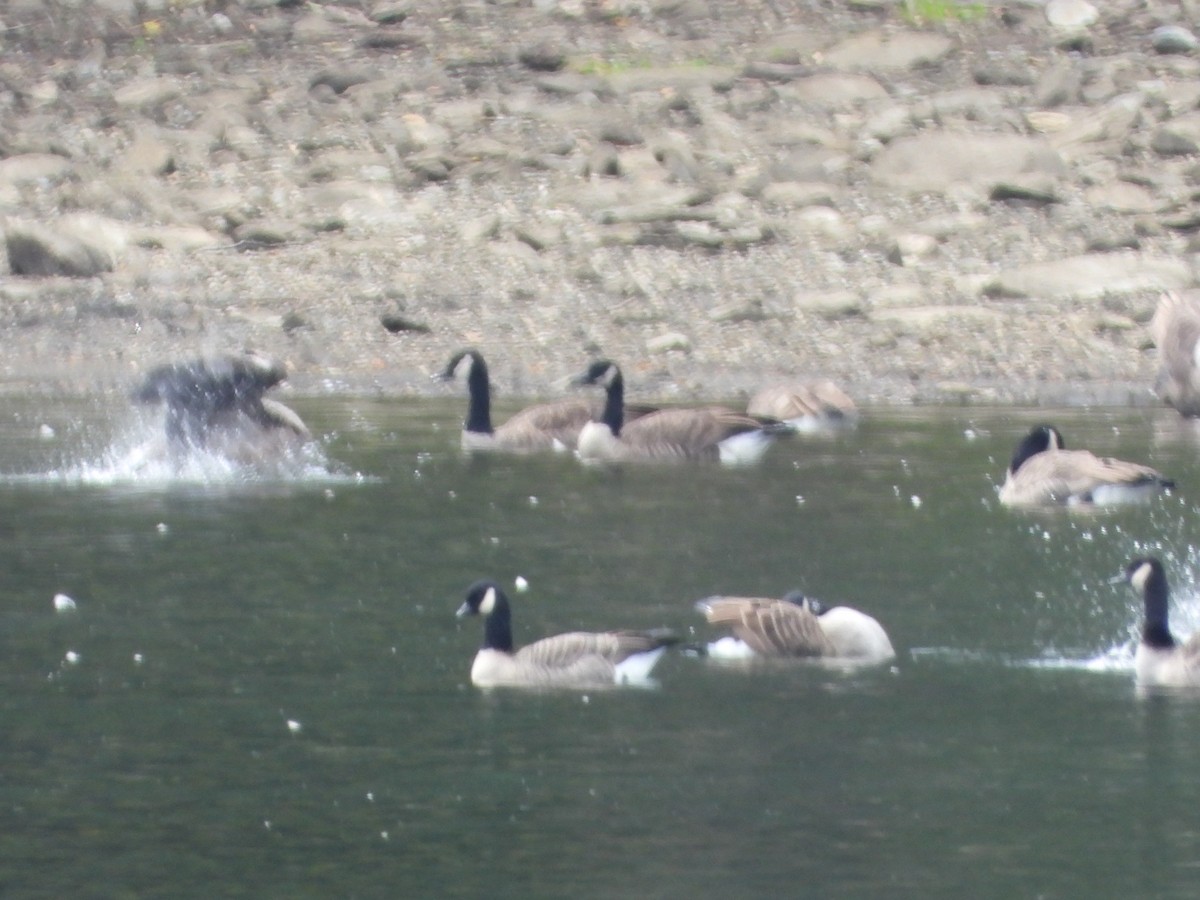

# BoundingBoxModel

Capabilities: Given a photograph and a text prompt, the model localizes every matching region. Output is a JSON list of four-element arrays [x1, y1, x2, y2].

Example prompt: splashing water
[[4, 411, 365, 489]]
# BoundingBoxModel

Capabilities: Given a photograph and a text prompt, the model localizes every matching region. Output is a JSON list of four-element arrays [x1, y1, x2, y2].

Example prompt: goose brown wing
[[516, 629, 675, 668], [1004, 450, 1167, 504], [496, 398, 594, 449], [699, 597, 835, 657], [748, 382, 856, 420], [620, 408, 768, 460]]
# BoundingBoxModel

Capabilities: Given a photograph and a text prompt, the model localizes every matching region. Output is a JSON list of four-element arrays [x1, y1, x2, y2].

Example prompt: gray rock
[[989, 175, 1062, 205], [793, 290, 864, 319], [646, 332, 691, 354], [6, 215, 126, 277], [777, 73, 888, 108], [872, 133, 1065, 193], [984, 253, 1192, 301], [1152, 25, 1198, 54], [1152, 114, 1200, 155], [113, 78, 182, 108], [0, 153, 72, 186], [1045, 0, 1098, 29], [821, 30, 952, 70], [116, 133, 175, 176]]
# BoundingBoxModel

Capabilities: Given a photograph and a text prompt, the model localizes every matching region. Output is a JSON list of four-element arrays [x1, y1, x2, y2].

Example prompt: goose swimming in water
[[747, 381, 859, 432], [694, 590, 895, 664], [1151, 291, 1200, 418], [997, 424, 1173, 508], [435, 349, 654, 453], [455, 580, 679, 688], [132, 351, 311, 461], [573, 360, 788, 465], [1117, 557, 1200, 688]]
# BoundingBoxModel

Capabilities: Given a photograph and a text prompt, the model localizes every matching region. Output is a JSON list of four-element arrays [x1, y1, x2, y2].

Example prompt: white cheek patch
[[454, 355, 475, 380], [1131, 563, 1152, 593], [479, 586, 496, 615]]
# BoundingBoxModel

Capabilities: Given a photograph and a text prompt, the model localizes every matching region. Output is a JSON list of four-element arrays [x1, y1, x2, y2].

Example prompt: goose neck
[[463, 357, 493, 435], [482, 595, 514, 652], [600, 370, 625, 436]]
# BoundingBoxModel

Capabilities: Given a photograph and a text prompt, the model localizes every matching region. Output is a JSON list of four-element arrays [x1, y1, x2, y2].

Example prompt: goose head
[[573, 360, 625, 434], [781, 589, 827, 615], [436, 349, 486, 384], [456, 579, 514, 651], [572, 360, 622, 391], [1009, 424, 1065, 474]]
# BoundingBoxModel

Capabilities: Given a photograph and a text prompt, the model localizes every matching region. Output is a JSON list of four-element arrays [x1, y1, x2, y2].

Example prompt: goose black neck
[[600, 370, 625, 436], [482, 593, 513, 652], [463, 355, 493, 435], [1141, 573, 1176, 650], [1010, 428, 1052, 475]]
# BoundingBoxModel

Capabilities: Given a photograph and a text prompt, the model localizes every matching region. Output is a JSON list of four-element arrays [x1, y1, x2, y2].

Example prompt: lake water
[[3, 396, 1200, 898]]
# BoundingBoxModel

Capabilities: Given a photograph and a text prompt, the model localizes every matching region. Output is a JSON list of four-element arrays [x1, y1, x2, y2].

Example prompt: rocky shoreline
[[1, 0, 1199, 407]]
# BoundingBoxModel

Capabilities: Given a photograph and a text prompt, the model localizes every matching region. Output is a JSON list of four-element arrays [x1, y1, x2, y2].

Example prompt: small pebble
[[53, 593, 77, 612], [911, 495, 922, 508], [38, 424, 55, 439], [155, 522, 169, 534], [287, 719, 303, 733], [64, 650, 80, 665], [514, 575, 529, 592], [133, 653, 144, 664]]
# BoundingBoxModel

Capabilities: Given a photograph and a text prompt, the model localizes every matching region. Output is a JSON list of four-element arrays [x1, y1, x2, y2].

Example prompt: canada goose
[[133, 352, 311, 455], [1151, 291, 1200, 417], [436, 349, 626, 453], [997, 424, 1173, 507], [694, 590, 895, 663], [747, 381, 859, 432], [1118, 557, 1200, 688], [455, 580, 678, 688], [573, 360, 788, 465]]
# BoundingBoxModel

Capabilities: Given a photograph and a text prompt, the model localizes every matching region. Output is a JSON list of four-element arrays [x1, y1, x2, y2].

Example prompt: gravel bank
[[1, 0, 1198, 407]]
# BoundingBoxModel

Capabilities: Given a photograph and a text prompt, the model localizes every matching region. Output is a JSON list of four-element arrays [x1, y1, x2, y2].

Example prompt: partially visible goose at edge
[[997, 424, 1174, 508], [1117, 557, 1200, 688], [1151, 290, 1200, 417], [573, 360, 790, 465], [747, 381, 859, 432], [455, 580, 679, 688], [436, 349, 654, 453], [694, 590, 895, 664]]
